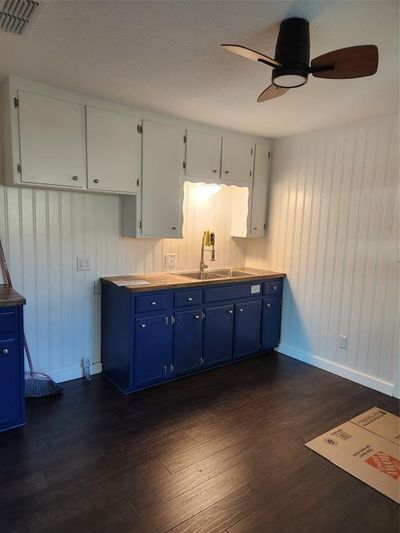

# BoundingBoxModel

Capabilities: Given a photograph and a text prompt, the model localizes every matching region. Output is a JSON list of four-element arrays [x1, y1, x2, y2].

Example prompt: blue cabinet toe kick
[[101, 277, 283, 394]]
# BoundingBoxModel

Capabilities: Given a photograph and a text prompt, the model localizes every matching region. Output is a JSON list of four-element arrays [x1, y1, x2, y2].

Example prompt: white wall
[[246, 114, 399, 397], [0, 181, 246, 382]]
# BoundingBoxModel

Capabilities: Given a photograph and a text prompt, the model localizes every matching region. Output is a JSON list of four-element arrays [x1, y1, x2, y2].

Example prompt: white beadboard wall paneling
[[0, 180, 246, 381], [246, 114, 399, 397]]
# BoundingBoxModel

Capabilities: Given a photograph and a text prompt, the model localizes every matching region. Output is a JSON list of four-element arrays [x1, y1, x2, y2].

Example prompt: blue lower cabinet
[[203, 304, 234, 367], [134, 314, 172, 387], [0, 305, 25, 432], [173, 309, 203, 375], [262, 297, 282, 350], [233, 300, 261, 359]]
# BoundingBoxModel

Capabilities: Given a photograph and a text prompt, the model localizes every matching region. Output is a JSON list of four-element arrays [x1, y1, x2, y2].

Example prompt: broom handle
[[0, 238, 35, 375]]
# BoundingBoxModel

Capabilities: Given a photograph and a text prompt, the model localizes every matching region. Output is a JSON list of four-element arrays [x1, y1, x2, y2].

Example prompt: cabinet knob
[[151, 301, 157, 306], [194, 314, 200, 319], [228, 309, 233, 314], [239, 308, 244, 313], [212, 169, 218, 173], [171, 226, 177, 230], [93, 178, 99, 184], [224, 170, 229, 174], [187, 297, 193, 302], [72, 176, 78, 181], [266, 303, 271, 308], [141, 323, 147, 328], [253, 227, 258, 230], [1, 348, 9, 355], [273, 286, 277, 290]]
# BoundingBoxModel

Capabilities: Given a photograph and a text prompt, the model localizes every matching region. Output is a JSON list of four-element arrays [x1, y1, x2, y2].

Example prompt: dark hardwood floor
[[0, 353, 399, 533]]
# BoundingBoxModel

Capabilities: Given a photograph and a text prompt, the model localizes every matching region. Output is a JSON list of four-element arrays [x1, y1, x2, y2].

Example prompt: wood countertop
[[0, 285, 26, 306], [101, 267, 285, 293]]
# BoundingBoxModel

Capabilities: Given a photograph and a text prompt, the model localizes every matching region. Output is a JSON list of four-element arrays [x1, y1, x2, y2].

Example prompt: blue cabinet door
[[203, 304, 234, 367], [261, 297, 282, 350], [0, 337, 22, 432], [233, 300, 261, 359], [173, 309, 203, 375], [134, 315, 172, 387]]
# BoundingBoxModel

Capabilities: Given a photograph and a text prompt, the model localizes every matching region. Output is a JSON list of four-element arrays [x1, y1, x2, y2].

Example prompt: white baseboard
[[50, 361, 102, 383], [278, 343, 398, 398]]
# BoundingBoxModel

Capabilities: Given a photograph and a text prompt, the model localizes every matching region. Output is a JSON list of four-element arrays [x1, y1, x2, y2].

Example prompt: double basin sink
[[173, 269, 252, 281]]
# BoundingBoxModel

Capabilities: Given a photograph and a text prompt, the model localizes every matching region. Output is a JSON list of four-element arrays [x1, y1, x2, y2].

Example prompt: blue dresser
[[0, 286, 26, 432], [101, 274, 284, 394]]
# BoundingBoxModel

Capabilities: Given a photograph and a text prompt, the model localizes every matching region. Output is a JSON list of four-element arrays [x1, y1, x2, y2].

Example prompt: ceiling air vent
[[0, 0, 39, 34]]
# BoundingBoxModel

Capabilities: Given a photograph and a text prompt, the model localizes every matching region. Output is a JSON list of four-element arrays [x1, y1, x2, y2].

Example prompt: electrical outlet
[[164, 254, 176, 269], [94, 280, 102, 294], [77, 256, 91, 271], [339, 335, 347, 349]]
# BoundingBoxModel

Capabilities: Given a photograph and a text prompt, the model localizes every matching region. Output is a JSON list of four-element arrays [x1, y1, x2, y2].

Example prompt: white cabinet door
[[250, 143, 270, 236], [221, 137, 254, 185], [86, 106, 141, 194], [141, 119, 183, 238], [185, 129, 221, 181], [17, 90, 86, 188]]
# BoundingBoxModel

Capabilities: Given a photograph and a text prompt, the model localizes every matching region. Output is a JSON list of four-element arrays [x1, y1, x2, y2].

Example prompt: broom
[[0, 238, 63, 397]]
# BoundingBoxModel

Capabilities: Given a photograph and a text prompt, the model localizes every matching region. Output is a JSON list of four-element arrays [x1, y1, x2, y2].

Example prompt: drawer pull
[[141, 324, 147, 328], [187, 297, 193, 302], [151, 301, 157, 306]]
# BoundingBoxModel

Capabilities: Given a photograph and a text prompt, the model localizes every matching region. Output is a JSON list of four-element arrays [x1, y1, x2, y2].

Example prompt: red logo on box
[[365, 451, 400, 479]]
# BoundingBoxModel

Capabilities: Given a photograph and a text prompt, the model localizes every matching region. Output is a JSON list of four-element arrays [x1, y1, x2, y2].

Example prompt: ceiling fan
[[221, 18, 379, 102]]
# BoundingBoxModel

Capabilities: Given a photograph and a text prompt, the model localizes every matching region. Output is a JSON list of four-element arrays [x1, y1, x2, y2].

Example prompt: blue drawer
[[204, 282, 262, 304], [263, 279, 283, 297], [0, 307, 18, 334], [136, 293, 167, 313], [174, 289, 202, 308]]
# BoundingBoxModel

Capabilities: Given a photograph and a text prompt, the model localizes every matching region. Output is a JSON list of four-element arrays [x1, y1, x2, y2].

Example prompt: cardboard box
[[305, 408, 400, 503]]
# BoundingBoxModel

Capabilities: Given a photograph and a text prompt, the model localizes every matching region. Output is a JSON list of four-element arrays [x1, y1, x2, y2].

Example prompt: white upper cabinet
[[221, 137, 254, 185], [185, 129, 221, 181], [18, 90, 86, 188], [250, 143, 271, 236], [86, 106, 141, 194], [141, 119, 183, 238]]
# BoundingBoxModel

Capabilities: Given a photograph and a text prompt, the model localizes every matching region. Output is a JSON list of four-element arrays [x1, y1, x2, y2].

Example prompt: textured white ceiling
[[0, 0, 398, 137]]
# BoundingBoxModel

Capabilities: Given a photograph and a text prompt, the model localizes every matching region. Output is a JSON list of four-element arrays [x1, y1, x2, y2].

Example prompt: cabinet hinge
[[268, 151, 271, 158], [201, 311, 206, 319], [137, 124, 143, 134], [183, 135, 187, 143], [171, 316, 176, 325], [17, 163, 22, 173], [165, 316, 169, 325], [14, 97, 19, 108], [183, 161, 186, 170], [139, 221, 142, 230]]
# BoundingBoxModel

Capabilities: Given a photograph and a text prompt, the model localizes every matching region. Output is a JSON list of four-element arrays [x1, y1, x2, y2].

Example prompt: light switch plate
[[164, 254, 176, 268], [77, 256, 91, 271]]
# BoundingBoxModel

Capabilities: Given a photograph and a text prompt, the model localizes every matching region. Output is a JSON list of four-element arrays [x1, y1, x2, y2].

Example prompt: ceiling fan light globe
[[273, 73, 308, 88]]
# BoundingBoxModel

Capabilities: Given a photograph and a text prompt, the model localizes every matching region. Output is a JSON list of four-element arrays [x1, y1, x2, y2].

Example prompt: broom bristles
[[25, 375, 63, 398]]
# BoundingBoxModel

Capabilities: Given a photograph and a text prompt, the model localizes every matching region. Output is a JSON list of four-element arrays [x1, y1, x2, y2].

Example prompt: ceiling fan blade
[[311, 45, 378, 79], [221, 44, 280, 68], [257, 84, 288, 103]]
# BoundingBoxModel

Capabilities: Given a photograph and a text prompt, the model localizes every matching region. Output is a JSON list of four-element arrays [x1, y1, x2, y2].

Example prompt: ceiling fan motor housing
[[272, 18, 310, 88]]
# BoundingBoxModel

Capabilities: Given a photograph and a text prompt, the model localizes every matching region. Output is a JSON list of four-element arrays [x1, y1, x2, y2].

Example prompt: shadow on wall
[[280, 276, 312, 356]]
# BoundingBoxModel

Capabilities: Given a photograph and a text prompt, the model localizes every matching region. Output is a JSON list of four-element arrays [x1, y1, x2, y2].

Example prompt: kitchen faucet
[[200, 230, 216, 273]]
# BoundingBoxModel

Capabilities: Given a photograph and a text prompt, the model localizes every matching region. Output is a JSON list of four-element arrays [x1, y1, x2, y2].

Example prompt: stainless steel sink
[[173, 269, 251, 280]]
